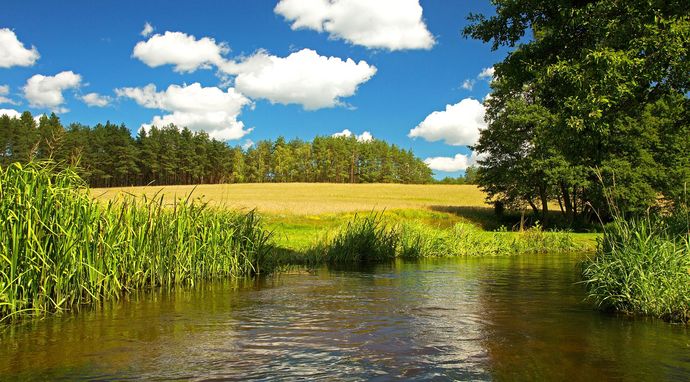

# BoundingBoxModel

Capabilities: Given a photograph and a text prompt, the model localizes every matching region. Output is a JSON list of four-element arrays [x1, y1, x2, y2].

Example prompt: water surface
[[1, 254, 688, 380]]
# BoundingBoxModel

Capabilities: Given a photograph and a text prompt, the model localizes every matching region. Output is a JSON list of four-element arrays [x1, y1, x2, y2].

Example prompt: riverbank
[[1, 164, 595, 322], [0, 163, 272, 322]]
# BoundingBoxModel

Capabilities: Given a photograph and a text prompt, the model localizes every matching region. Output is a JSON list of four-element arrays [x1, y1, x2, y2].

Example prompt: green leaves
[[467, 0, 690, 219]]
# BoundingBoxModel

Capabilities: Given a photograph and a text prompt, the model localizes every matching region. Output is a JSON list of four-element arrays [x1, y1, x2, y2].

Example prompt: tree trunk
[[539, 185, 549, 225]]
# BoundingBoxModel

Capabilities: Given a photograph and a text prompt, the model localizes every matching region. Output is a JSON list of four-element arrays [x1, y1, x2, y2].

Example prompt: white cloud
[[132, 31, 228, 73], [81, 92, 111, 107], [0, 28, 40, 68], [223, 48, 376, 110], [356, 131, 373, 142], [23, 71, 82, 112], [141, 22, 154, 37], [424, 151, 486, 172], [275, 0, 435, 51], [478, 67, 495, 80], [116, 82, 252, 140], [461, 79, 474, 90], [332, 128, 353, 138], [0, 108, 21, 119], [424, 154, 470, 172], [409, 98, 486, 146], [332, 128, 373, 142], [241, 139, 255, 150], [0, 84, 16, 105]]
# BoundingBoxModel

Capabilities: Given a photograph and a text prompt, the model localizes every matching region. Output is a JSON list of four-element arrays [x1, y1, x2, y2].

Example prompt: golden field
[[93, 183, 488, 215], [92, 183, 597, 251]]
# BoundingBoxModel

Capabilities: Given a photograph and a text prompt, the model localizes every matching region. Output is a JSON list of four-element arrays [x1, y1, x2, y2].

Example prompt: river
[[1, 254, 688, 380]]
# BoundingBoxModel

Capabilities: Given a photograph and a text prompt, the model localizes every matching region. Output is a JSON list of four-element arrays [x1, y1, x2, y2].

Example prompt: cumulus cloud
[[332, 128, 374, 142], [332, 128, 353, 138], [424, 151, 486, 172], [274, 0, 435, 50], [409, 98, 486, 146], [116, 82, 252, 140], [0, 28, 40, 68], [223, 48, 376, 110], [356, 131, 373, 142], [133, 31, 228, 73], [81, 92, 111, 107], [0, 84, 16, 105], [241, 139, 255, 150], [23, 71, 82, 112], [424, 154, 471, 172], [0, 108, 21, 119], [478, 67, 495, 80], [140, 22, 154, 37], [461, 79, 474, 91]]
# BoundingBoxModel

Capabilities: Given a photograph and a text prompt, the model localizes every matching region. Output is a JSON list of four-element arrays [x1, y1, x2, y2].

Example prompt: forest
[[0, 111, 434, 187]]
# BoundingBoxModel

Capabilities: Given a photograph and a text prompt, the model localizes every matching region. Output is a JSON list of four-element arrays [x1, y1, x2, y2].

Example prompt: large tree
[[466, 0, 690, 219]]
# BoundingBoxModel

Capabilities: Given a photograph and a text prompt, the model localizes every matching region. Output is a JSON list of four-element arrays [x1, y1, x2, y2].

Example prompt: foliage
[[434, 166, 478, 185], [465, 0, 690, 220], [305, 213, 580, 265], [0, 114, 433, 187], [0, 162, 273, 322], [582, 215, 690, 322], [314, 213, 398, 263]]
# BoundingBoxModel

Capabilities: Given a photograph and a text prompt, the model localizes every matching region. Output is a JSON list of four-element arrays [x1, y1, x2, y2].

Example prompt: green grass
[[302, 213, 584, 265], [0, 163, 273, 322], [582, 215, 690, 322]]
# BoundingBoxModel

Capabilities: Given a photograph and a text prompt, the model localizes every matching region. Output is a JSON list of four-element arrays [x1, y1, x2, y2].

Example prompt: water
[[1, 254, 689, 381]]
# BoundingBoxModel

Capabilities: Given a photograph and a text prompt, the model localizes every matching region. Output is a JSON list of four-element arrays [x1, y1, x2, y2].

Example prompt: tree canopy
[[465, 0, 690, 221], [0, 112, 434, 187]]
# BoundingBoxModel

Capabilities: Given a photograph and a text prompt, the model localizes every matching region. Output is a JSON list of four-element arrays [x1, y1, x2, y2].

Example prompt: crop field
[[93, 183, 597, 251], [93, 183, 488, 215]]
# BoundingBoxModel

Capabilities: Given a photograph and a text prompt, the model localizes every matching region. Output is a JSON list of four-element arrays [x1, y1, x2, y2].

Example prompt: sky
[[0, 0, 509, 178]]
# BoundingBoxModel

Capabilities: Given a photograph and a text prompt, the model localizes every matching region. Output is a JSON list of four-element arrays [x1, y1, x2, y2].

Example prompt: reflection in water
[[0, 254, 688, 380]]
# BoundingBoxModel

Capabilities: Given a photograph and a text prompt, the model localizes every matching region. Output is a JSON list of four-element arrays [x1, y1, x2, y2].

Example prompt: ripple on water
[[0, 254, 689, 381]]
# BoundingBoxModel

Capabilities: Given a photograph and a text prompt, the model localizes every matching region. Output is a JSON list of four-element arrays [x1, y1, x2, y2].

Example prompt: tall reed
[[307, 213, 578, 264], [582, 215, 690, 322], [0, 163, 273, 322]]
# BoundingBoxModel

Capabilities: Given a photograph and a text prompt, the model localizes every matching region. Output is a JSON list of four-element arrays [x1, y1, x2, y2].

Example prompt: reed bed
[[307, 213, 579, 264], [582, 215, 690, 322], [0, 163, 273, 322]]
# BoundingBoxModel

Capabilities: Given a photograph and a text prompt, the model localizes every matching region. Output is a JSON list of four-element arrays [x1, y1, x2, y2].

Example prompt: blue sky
[[0, 0, 508, 178]]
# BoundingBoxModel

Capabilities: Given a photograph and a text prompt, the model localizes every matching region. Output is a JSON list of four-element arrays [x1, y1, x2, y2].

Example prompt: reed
[[582, 215, 690, 322], [307, 213, 579, 264], [0, 163, 273, 322]]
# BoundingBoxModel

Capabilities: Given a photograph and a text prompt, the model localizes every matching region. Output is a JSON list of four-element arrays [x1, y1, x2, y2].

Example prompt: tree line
[[465, 0, 689, 222], [0, 111, 434, 187]]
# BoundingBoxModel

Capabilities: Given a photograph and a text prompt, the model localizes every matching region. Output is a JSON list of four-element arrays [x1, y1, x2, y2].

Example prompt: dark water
[[1, 254, 689, 381]]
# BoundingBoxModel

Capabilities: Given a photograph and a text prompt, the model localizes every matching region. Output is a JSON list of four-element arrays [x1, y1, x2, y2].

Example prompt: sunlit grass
[[0, 163, 273, 322], [302, 213, 584, 265], [582, 215, 690, 322]]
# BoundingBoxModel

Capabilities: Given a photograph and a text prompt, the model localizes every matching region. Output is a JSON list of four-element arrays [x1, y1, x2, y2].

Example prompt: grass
[[301, 213, 583, 265], [96, 183, 599, 253], [582, 215, 690, 323], [0, 163, 273, 322]]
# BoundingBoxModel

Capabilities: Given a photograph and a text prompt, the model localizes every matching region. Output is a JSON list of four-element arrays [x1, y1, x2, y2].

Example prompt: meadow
[[94, 183, 597, 252]]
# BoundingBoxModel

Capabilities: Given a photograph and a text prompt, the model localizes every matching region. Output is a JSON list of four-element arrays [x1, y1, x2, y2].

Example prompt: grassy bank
[[0, 163, 273, 322], [290, 214, 583, 265], [582, 215, 690, 323]]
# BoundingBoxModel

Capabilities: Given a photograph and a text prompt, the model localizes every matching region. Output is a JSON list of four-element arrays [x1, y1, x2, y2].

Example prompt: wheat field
[[93, 183, 488, 215]]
